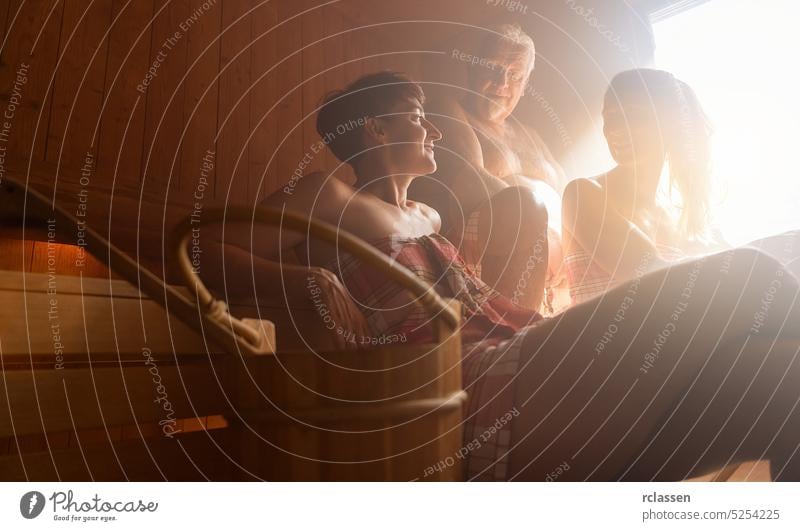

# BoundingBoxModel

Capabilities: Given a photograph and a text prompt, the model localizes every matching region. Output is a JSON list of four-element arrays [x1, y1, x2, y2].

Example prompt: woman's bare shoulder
[[262, 172, 354, 213], [416, 201, 442, 232], [291, 171, 354, 198]]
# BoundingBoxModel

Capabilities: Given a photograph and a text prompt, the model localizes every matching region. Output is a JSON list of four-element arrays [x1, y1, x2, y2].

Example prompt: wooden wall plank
[[45, 0, 113, 184], [140, 0, 190, 196], [215, 0, 252, 203], [29, 240, 112, 278], [0, 0, 11, 43], [300, 5, 325, 177], [0, 238, 33, 271], [342, 18, 362, 81], [322, 7, 348, 175], [95, 0, 156, 191], [0, 429, 234, 480], [177, 0, 221, 205], [0, 289, 207, 357], [269, 0, 303, 198], [0, 269, 145, 297], [0, 364, 223, 437], [0, 0, 63, 168], [1, 0, 655, 201], [247, 1, 277, 202]]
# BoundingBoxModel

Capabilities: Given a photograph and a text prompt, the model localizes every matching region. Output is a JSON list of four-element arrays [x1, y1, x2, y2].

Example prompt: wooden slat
[[0, 428, 234, 480], [141, 0, 190, 195], [0, 238, 34, 271], [235, 409, 463, 481], [301, 4, 325, 176], [0, 281, 208, 356], [216, 0, 252, 203], [177, 0, 220, 205], [233, 334, 462, 409], [45, 0, 113, 182], [0, 362, 227, 438], [270, 0, 304, 198], [0, 269, 143, 298], [0, 0, 11, 43], [322, 6, 347, 174], [228, 321, 463, 480], [95, 0, 156, 190], [30, 240, 113, 278], [335, 0, 367, 94], [0, 0, 63, 165], [0, 269, 297, 307], [0, 415, 226, 458], [0, 269, 217, 361], [247, 1, 278, 202]]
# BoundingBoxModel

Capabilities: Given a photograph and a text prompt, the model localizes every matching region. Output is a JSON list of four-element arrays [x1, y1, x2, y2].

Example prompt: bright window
[[654, 0, 800, 245]]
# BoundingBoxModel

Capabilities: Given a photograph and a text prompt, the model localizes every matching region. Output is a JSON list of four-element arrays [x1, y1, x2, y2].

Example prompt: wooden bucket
[[172, 208, 467, 481]]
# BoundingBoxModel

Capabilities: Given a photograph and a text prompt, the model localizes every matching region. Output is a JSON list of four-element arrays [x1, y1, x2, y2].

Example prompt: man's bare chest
[[466, 117, 521, 177], [469, 117, 554, 181]]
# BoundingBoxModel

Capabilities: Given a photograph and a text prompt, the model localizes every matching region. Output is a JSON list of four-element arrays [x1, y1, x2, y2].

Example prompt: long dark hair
[[606, 68, 713, 239]]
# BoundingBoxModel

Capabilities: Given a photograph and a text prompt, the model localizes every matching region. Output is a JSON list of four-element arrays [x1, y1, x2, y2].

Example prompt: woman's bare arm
[[200, 238, 308, 301], [200, 172, 352, 299], [208, 172, 350, 261], [562, 177, 667, 280]]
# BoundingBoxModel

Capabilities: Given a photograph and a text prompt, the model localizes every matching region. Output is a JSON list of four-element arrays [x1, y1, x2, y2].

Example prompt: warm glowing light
[[654, 0, 800, 245]]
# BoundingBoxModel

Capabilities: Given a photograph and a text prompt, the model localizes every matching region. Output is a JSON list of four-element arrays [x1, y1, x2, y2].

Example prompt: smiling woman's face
[[372, 98, 442, 176], [602, 98, 666, 167]]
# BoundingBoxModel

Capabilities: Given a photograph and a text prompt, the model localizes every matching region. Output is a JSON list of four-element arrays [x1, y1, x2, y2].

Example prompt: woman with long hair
[[562, 69, 720, 305], [562, 68, 799, 305], [211, 71, 800, 481]]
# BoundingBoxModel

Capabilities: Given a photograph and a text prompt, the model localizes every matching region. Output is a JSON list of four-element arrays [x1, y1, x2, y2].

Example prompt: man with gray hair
[[411, 24, 567, 312]]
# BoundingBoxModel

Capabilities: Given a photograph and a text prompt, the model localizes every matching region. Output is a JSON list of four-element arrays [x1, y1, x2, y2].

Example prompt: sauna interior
[[0, 0, 776, 481]]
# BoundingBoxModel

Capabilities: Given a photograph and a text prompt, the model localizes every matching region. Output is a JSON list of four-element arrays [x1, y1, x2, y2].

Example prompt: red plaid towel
[[329, 233, 542, 480], [564, 243, 685, 305], [331, 233, 541, 344], [443, 209, 483, 278]]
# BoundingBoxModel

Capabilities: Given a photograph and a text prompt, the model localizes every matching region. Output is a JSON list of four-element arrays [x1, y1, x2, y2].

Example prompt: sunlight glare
[[654, 0, 800, 245]]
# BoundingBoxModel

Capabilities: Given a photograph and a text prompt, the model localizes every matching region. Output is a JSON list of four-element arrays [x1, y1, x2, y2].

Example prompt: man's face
[[468, 40, 534, 123]]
